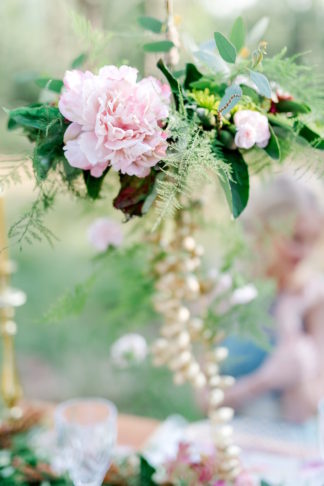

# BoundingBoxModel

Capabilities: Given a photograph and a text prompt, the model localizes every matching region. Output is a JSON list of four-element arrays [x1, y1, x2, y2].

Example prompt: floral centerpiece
[[4, 7, 324, 484]]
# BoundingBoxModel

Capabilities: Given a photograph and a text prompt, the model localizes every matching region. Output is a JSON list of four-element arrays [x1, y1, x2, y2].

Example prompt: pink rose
[[234, 125, 256, 149], [234, 110, 270, 149], [59, 65, 171, 178], [87, 218, 123, 252]]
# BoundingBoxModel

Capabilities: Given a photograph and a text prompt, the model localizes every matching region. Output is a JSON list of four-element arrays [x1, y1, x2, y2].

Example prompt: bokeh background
[[0, 0, 324, 420]]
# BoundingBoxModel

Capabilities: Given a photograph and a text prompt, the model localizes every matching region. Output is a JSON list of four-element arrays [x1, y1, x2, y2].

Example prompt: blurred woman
[[224, 175, 324, 422]]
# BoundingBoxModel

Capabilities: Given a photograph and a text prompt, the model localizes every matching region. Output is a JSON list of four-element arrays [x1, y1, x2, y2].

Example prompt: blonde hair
[[242, 175, 323, 233]]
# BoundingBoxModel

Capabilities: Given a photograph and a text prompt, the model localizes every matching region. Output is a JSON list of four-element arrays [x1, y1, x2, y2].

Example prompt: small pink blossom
[[59, 65, 171, 178], [234, 110, 270, 150], [87, 218, 123, 252]]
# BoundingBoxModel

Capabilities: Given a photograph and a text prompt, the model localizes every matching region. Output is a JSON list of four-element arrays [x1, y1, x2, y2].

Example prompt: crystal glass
[[55, 398, 117, 486]]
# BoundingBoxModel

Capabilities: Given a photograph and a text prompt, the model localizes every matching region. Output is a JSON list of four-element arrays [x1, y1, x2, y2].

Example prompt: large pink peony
[[59, 65, 171, 178], [234, 110, 271, 150]]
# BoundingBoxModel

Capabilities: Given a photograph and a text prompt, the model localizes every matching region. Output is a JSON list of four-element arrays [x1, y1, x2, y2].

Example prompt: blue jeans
[[222, 337, 269, 378]]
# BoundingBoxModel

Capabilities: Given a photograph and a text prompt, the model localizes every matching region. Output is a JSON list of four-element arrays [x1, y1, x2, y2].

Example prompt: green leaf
[[241, 84, 260, 104], [219, 148, 249, 218], [139, 456, 156, 486], [214, 32, 237, 64], [143, 40, 174, 53], [276, 99, 311, 114], [218, 84, 242, 115], [294, 122, 324, 150], [138, 16, 163, 33], [35, 78, 63, 93], [194, 50, 229, 73], [184, 63, 203, 90], [83, 168, 110, 200], [263, 125, 281, 160], [249, 70, 271, 98], [157, 59, 182, 109], [230, 16, 245, 52], [7, 105, 62, 131], [71, 52, 88, 69]]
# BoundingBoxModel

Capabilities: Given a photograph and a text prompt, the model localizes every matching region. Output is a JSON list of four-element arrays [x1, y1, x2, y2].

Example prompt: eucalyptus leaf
[[241, 84, 260, 104], [214, 32, 237, 64], [263, 125, 281, 160], [247, 17, 269, 46], [143, 40, 174, 53], [194, 50, 229, 75], [35, 78, 63, 93], [249, 70, 271, 98], [230, 17, 245, 52], [218, 84, 242, 115], [137, 16, 163, 33]]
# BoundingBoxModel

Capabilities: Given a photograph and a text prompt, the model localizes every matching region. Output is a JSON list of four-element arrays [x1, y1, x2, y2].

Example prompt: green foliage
[[230, 16, 245, 52], [83, 168, 111, 199], [154, 111, 231, 227], [249, 70, 271, 98], [157, 59, 183, 109], [43, 274, 97, 323], [42, 244, 156, 329], [184, 63, 203, 90], [213, 143, 249, 218], [264, 126, 281, 160], [276, 99, 311, 114], [294, 122, 324, 150], [143, 40, 174, 53], [138, 16, 163, 33], [218, 84, 242, 116], [71, 52, 88, 69], [214, 32, 237, 64], [262, 50, 324, 119], [205, 280, 274, 350], [0, 434, 72, 485], [139, 456, 156, 486], [35, 78, 63, 93], [8, 184, 58, 250], [0, 157, 32, 191]]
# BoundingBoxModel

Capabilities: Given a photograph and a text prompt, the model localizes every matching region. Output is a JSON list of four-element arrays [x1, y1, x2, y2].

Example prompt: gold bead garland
[[150, 208, 241, 482]]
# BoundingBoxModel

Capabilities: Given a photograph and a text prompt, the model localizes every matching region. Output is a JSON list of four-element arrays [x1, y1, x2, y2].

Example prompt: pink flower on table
[[87, 218, 123, 252], [59, 65, 171, 178], [234, 110, 271, 150]]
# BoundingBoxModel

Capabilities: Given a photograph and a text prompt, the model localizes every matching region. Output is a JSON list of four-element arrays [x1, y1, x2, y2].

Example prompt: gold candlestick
[[0, 192, 25, 419]]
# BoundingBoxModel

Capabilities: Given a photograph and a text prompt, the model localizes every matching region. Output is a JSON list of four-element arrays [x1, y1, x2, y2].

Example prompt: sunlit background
[[0, 0, 324, 419]]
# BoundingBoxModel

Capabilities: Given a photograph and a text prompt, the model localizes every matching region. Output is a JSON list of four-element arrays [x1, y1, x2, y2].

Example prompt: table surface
[[117, 414, 159, 449]]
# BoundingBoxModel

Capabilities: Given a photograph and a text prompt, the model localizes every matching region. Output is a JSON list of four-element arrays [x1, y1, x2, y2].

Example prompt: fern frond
[[8, 183, 58, 250], [154, 112, 231, 228], [0, 156, 32, 190], [262, 50, 324, 120]]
